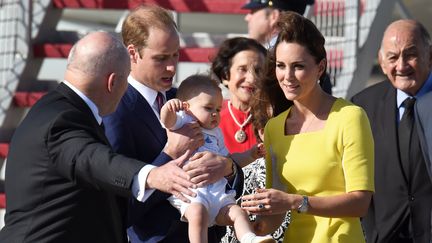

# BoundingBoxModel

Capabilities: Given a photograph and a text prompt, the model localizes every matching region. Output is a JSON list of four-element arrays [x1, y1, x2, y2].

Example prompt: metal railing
[[346, 0, 397, 98], [0, 0, 31, 126], [310, 0, 399, 98], [310, 0, 361, 98]]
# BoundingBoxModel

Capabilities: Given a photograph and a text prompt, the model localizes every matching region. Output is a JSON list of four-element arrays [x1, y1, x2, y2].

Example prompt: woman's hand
[[253, 143, 266, 159], [241, 188, 301, 215], [242, 189, 373, 218]]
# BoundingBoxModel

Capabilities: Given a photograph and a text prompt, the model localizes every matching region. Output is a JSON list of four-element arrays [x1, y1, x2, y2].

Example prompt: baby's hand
[[164, 98, 187, 112], [257, 143, 265, 157], [251, 143, 266, 159], [161, 98, 190, 130]]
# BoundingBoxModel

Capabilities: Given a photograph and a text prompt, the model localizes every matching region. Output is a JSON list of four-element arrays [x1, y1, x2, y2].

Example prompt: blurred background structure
[[0, 0, 431, 228]]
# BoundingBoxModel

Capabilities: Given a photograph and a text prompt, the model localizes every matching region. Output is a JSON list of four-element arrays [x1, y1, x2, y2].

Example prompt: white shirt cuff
[[132, 164, 156, 202]]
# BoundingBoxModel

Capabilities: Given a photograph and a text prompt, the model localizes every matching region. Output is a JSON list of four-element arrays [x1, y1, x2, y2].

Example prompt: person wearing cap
[[242, 0, 332, 95], [243, 0, 314, 49]]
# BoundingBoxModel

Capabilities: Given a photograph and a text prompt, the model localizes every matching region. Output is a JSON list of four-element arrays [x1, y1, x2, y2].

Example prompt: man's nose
[[396, 56, 408, 71]]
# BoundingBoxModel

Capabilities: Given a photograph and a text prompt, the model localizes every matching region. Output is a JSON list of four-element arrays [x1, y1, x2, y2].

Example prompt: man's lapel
[[127, 85, 167, 146], [379, 84, 408, 184]]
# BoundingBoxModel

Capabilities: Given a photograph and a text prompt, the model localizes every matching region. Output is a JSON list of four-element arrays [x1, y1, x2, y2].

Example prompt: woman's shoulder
[[265, 109, 290, 134], [330, 98, 370, 130], [332, 98, 366, 117]]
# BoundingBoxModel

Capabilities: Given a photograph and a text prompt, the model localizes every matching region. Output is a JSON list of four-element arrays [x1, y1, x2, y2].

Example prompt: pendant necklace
[[228, 100, 252, 143]]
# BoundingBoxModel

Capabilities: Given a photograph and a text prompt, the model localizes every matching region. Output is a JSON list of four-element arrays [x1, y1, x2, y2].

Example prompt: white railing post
[[0, 0, 31, 126]]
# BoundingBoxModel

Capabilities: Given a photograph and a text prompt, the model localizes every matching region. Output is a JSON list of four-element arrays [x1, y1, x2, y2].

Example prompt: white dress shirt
[[128, 76, 166, 121]]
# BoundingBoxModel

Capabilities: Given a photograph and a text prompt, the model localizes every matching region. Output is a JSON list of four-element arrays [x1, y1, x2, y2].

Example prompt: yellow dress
[[264, 98, 374, 243]]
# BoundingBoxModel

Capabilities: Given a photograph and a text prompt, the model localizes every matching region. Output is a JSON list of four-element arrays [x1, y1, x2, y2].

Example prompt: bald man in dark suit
[[352, 19, 432, 243], [0, 32, 195, 243]]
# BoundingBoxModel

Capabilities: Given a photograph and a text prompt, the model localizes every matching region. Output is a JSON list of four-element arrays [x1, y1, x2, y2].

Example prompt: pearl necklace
[[227, 100, 252, 143]]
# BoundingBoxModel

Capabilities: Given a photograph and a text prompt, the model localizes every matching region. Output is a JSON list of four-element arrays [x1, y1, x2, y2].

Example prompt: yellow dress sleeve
[[341, 105, 375, 192]]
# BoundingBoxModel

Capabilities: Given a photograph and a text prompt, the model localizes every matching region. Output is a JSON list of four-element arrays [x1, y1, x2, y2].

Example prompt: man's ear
[[269, 9, 280, 27], [377, 49, 387, 75], [107, 73, 116, 93], [127, 44, 139, 63]]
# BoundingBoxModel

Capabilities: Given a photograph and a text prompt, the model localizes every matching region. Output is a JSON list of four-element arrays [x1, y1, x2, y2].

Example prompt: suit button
[[409, 195, 415, 201]]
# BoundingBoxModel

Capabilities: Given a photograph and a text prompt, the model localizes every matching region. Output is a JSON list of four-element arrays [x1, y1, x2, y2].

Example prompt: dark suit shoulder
[[21, 87, 94, 133], [119, 85, 177, 108], [166, 87, 177, 100], [417, 90, 432, 108], [352, 80, 391, 102], [117, 85, 140, 112], [351, 80, 396, 120]]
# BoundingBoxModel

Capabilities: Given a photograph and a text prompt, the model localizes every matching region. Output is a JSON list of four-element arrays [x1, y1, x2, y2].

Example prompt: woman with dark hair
[[211, 37, 267, 154], [241, 12, 374, 243]]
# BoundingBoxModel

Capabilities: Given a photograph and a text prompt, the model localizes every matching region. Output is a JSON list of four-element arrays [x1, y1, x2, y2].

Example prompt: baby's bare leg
[[215, 204, 252, 240], [184, 203, 209, 243], [216, 204, 275, 243]]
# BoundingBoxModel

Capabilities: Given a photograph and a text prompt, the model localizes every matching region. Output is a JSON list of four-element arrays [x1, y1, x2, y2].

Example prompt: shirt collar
[[127, 75, 166, 107], [63, 80, 102, 125], [202, 127, 217, 136], [397, 71, 432, 108], [265, 34, 278, 50]]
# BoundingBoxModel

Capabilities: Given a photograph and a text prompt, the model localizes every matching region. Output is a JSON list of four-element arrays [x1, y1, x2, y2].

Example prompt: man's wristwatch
[[297, 195, 309, 213]]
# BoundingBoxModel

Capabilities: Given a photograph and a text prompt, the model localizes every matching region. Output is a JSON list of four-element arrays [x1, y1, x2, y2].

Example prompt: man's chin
[[160, 82, 173, 90], [394, 79, 420, 94], [394, 77, 415, 85]]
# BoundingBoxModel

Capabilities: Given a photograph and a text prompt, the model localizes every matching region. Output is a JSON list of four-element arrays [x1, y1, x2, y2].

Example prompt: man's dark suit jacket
[[0, 83, 146, 243], [352, 80, 432, 243], [415, 91, 432, 184], [103, 84, 243, 243]]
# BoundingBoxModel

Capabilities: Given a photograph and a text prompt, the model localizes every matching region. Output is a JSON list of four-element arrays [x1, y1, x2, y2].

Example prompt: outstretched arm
[[145, 151, 197, 202], [230, 142, 265, 168]]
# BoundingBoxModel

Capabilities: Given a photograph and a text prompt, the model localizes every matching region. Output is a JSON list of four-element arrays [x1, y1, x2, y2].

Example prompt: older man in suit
[[351, 19, 432, 243], [0, 32, 196, 243], [103, 5, 243, 243]]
